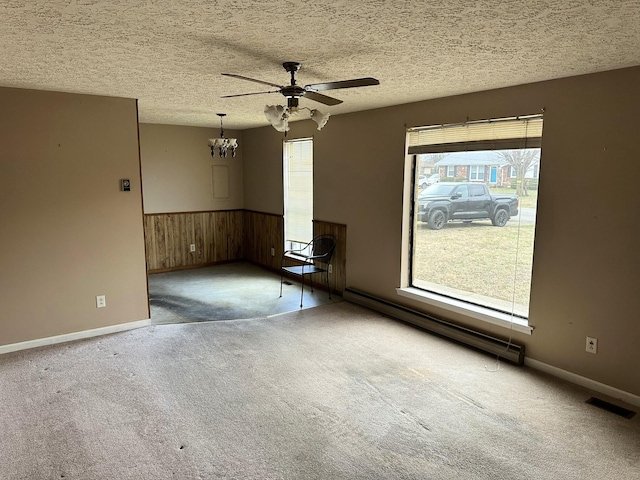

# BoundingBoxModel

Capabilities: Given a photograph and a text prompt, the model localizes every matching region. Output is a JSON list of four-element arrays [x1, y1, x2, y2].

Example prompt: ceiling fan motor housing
[[286, 97, 300, 111]]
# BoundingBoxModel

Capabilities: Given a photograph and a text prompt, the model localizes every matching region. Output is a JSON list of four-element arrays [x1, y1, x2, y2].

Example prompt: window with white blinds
[[407, 115, 543, 154], [404, 114, 544, 325], [283, 138, 313, 250]]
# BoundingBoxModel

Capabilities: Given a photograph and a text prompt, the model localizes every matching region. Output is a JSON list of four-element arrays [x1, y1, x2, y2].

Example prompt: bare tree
[[420, 153, 449, 176], [429, 152, 449, 164], [496, 149, 540, 196]]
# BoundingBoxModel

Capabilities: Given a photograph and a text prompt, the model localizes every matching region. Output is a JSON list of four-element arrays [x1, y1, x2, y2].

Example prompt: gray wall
[[140, 123, 245, 214], [0, 87, 149, 345]]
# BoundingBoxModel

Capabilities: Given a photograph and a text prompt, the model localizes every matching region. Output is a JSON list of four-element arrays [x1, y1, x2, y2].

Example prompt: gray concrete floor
[[148, 262, 341, 324]]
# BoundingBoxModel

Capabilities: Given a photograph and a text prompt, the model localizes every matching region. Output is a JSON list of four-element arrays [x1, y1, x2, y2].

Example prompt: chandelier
[[207, 113, 238, 158]]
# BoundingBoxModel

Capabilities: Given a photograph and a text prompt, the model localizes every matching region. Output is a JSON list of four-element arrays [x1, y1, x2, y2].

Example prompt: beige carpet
[[1, 302, 638, 479]]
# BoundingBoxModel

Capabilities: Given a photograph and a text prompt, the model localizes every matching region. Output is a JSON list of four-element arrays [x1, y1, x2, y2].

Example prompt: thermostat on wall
[[121, 179, 131, 192]]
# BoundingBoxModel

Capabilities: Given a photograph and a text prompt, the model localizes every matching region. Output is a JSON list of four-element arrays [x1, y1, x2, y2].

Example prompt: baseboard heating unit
[[343, 288, 524, 365]]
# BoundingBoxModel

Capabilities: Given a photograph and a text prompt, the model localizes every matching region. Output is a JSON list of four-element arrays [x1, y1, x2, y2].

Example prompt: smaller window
[[533, 164, 539, 178], [469, 165, 485, 181], [510, 166, 517, 178], [283, 138, 313, 251], [446, 165, 455, 177]]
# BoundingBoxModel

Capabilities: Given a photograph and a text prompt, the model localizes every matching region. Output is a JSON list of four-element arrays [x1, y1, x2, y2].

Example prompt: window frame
[[469, 165, 485, 181], [401, 115, 543, 334], [283, 138, 314, 252]]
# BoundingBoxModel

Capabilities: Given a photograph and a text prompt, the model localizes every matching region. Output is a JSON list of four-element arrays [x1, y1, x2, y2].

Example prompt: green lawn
[[412, 220, 535, 314]]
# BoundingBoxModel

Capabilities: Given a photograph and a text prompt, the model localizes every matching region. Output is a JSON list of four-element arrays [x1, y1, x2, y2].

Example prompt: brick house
[[434, 151, 539, 188]]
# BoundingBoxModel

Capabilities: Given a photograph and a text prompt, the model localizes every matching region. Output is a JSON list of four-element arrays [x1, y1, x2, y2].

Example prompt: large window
[[283, 138, 313, 251], [404, 116, 543, 325]]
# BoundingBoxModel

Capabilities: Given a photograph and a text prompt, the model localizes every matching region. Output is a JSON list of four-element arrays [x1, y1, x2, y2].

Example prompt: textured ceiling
[[1, 1, 639, 130]]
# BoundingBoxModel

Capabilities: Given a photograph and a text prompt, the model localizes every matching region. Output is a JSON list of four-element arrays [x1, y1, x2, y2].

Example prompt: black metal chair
[[279, 234, 337, 307]]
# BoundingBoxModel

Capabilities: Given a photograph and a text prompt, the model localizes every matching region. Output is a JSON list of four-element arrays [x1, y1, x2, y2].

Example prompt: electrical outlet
[[271, 247, 275, 257], [329, 264, 333, 274], [586, 336, 598, 354], [190, 244, 196, 252], [96, 295, 106, 308]]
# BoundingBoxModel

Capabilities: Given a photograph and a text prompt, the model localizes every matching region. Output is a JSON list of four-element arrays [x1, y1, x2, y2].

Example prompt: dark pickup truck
[[417, 182, 518, 230]]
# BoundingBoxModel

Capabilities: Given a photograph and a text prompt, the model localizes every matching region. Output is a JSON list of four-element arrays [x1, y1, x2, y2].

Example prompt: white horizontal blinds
[[284, 138, 313, 247], [407, 115, 543, 154]]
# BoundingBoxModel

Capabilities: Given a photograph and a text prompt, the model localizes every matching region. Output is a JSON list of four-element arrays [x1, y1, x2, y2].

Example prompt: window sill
[[396, 287, 533, 335], [284, 252, 313, 263]]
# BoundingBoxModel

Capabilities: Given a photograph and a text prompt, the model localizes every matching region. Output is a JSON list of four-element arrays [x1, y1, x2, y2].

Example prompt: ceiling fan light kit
[[207, 113, 238, 158], [223, 62, 379, 134], [264, 104, 330, 133], [309, 109, 330, 130], [264, 105, 290, 132]]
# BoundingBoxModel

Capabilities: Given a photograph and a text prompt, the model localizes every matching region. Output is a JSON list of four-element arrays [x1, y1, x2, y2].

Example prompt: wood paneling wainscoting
[[144, 210, 243, 272], [243, 210, 283, 271], [144, 210, 346, 294], [313, 220, 347, 294]]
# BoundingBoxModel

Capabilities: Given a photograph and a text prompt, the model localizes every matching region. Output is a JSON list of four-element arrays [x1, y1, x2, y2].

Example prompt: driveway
[[513, 207, 536, 225]]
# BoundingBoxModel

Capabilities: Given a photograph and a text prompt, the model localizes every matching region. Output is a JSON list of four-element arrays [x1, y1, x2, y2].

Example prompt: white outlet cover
[[96, 295, 106, 308], [586, 336, 598, 354]]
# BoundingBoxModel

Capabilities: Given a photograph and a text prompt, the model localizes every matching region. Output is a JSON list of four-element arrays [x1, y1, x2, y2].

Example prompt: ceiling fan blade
[[303, 91, 343, 106], [305, 77, 380, 92], [221, 90, 280, 98], [222, 73, 283, 88]]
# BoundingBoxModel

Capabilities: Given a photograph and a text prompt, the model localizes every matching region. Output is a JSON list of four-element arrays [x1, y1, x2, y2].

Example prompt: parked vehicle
[[418, 173, 440, 189], [417, 182, 518, 230], [426, 173, 440, 186], [418, 175, 428, 189]]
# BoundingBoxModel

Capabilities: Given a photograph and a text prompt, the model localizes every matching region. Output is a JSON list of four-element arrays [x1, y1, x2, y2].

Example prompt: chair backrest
[[311, 234, 336, 266]]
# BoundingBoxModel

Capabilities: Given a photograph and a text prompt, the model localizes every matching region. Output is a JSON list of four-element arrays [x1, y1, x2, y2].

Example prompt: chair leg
[[299, 274, 304, 308], [279, 270, 283, 298], [326, 269, 331, 300]]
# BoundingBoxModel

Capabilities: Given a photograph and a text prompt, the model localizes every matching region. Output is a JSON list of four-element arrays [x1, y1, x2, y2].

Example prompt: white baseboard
[[525, 357, 640, 408], [0, 319, 152, 355]]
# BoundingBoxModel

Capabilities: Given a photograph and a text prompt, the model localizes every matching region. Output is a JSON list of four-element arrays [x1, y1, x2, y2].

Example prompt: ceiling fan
[[221, 62, 380, 132], [222, 61, 380, 109]]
